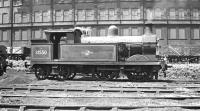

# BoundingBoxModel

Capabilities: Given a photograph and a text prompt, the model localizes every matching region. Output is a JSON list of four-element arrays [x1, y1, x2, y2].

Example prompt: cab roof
[[44, 29, 75, 33]]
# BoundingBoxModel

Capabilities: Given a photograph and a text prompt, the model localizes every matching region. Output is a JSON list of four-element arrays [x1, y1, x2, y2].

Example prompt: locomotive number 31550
[[35, 49, 48, 55]]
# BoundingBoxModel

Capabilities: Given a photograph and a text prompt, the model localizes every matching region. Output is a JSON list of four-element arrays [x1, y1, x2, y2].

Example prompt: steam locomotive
[[31, 24, 163, 81]]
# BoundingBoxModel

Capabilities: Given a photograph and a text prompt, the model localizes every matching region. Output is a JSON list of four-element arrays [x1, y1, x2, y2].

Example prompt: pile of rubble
[[166, 64, 200, 80]]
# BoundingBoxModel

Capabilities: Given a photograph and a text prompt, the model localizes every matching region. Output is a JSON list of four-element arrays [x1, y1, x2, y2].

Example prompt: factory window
[[13, 0, 22, 6], [14, 30, 21, 41], [154, 8, 162, 19], [192, 9, 199, 20], [22, 30, 28, 40], [0, 31, 2, 41], [122, 9, 131, 20], [86, 9, 95, 21], [132, 9, 141, 20], [77, 9, 85, 21], [0, 13, 2, 24], [42, 29, 46, 39], [122, 28, 130, 36], [2, 30, 8, 41], [2, 13, 9, 24], [64, 10, 73, 21], [109, 8, 117, 20], [146, 9, 153, 20], [178, 28, 186, 39], [193, 28, 200, 39], [32, 30, 42, 39], [99, 28, 106, 36], [131, 28, 139, 36], [169, 28, 177, 39], [22, 13, 30, 23], [43, 11, 50, 22], [55, 0, 72, 4], [14, 13, 22, 23], [178, 9, 186, 20], [99, 9, 108, 20], [3, 0, 9, 7], [0, 0, 2, 7], [169, 8, 176, 19], [34, 11, 42, 22], [55, 10, 63, 22], [77, 0, 94, 2], [155, 28, 162, 39], [34, 0, 50, 5]]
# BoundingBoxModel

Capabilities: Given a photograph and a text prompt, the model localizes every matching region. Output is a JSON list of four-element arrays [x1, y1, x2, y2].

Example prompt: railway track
[[1, 82, 200, 111]]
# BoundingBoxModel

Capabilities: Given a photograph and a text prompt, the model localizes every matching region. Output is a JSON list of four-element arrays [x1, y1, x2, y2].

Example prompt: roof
[[44, 29, 75, 33]]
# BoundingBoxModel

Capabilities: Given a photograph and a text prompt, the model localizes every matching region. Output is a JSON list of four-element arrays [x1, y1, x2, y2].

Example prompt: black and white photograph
[[0, 0, 200, 110]]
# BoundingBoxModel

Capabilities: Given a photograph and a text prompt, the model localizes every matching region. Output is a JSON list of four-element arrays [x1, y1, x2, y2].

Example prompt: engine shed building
[[0, 0, 200, 57]]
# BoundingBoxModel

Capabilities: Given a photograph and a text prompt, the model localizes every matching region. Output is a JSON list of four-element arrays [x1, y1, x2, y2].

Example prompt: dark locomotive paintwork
[[31, 28, 162, 81]]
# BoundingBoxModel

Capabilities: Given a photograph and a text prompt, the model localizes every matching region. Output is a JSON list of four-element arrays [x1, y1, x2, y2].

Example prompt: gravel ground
[[0, 67, 200, 111]]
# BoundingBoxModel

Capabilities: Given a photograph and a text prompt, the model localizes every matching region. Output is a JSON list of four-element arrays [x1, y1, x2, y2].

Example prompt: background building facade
[[0, 0, 200, 55]]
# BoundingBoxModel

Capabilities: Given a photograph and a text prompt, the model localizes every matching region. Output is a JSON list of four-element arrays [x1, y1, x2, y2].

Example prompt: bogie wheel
[[97, 71, 117, 81], [126, 71, 136, 81], [60, 67, 76, 80], [35, 67, 48, 80], [126, 72, 150, 81], [67, 72, 76, 80], [154, 73, 158, 80], [58, 66, 67, 81]]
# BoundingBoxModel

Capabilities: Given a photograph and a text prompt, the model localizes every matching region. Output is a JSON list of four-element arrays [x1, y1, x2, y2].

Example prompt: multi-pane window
[[14, 13, 22, 23], [34, 11, 42, 22], [122, 9, 131, 20], [0, 0, 2, 7], [2, 30, 8, 41], [178, 28, 186, 39], [122, 28, 130, 36], [22, 13, 30, 23], [22, 30, 28, 40], [77, 9, 85, 21], [108, 8, 117, 20], [99, 9, 108, 20], [34, 0, 50, 5], [32, 30, 41, 39], [86, 9, 95, 20], [155, 28, 162, 39], [2, 13, 9, 24], [14, 30, 20, 40], [178, 9, 186, 19], [146, 9, 153, 20], [55, 0, 72, 4], [192, 9, 199, 20], [55, 10, 63, 21], [169, 8, 176, 19], [0, 13, 2, 24], [154, 8, 162, 19], [99, 28, 106, 36], [193, 28, 200, 39], [13, 0, 22, 6], [43, 11, 50, 22], [169, 28, 177, 39], [64, 10, 73, 21], [3, 0, 9, 7], [132, 28, 139, 36], [132, 9, 141, 20], [42, 29, 46, 39]]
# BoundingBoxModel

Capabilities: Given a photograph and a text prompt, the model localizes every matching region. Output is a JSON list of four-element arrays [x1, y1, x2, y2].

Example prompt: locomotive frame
[[31, 28, 162, 81]]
